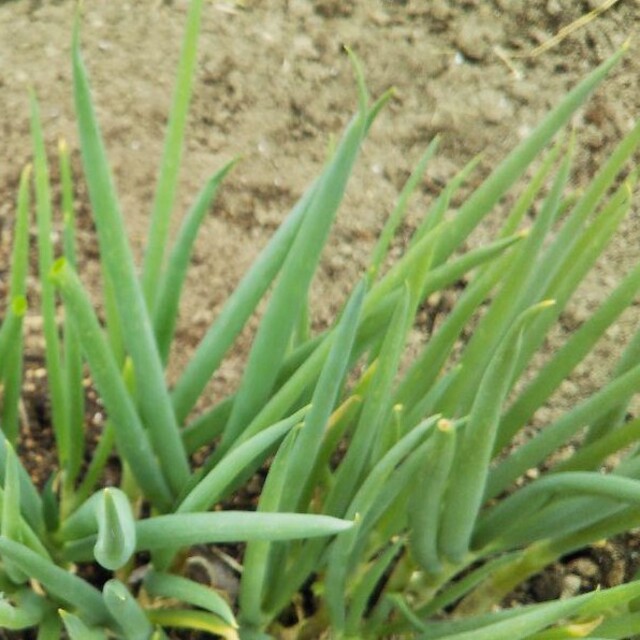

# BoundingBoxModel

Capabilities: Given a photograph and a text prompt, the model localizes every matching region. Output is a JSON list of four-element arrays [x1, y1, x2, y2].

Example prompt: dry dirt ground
[[1, 0, 640, 634]]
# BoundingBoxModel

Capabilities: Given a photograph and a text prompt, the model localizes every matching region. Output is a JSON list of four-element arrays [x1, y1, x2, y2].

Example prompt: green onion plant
[[1, 2, 640, 638]]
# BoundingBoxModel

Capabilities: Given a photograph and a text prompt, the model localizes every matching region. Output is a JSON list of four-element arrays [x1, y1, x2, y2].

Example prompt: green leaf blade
[[0, 537, 109, 625], [94, 489, 136, 571], [440, 302, 553, 563], [170, 179, 314, 423], [153, 159, 237, 364], [103, 579, 154, 640], [71, 28, 190, 495], [30, 95, 69, 475], [431, 45, 626, 266], [220, 107, 370, 452], [141, 0, 206, 307], [51, 259, 173, 511], [144, 570, 237, 629]]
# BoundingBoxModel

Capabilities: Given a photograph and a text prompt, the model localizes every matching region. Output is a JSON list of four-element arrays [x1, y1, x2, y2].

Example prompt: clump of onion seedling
[[1, 1, 640, 639]]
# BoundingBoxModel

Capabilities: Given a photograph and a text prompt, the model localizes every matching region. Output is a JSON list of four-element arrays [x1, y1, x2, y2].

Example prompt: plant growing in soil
[[2, 1, 640, 638]]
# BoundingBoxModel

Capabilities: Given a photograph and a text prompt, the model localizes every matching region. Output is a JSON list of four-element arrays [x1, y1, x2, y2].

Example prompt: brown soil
[[1, 0, 640, 637]]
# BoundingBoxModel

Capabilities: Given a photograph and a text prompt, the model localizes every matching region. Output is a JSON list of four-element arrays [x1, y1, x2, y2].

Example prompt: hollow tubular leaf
[[58, 490, 103, 541], [146, 609, 235, 638], [58, 138, 85, 485], [417, 598, 585, 640], [326, 284, 413, 518], [299, 393, 364, 509], [409, 419, 457, 574], [588, 611, 640, 639], [0, 299, 26, 376], [171, 178, 315, 423], [1, 165, 31, 442], [0, 591, 44, 630], [30, 95, 69, 473], [65, 512, 353, 562], [280, 280, 366, 512], [407, 552, 522, 624], [0, 537, 109, 625], [1, 442, 27, 584], [225, 336, 331, 451], [442, 148, 571, 417], [409, 154, 482, 250], [419, 231, 526, 303], [103, 579, 154, 640], [506, 172, 636, 395], [50, 259, 172, 511], [0, 343, 23, 447], [523, 118, 640, 305], [487, 359, 640, 500], [403, 366, 463, 433], [181, 396, 233, 454], [499, 258, 640, 451], [363, 223, 441, 316], [153, 159, 238, 364], [439, 302, 553, 563], [325, 415, 441, 630], [142, 0, 206, 306], [475, 472, 640, 550], [483, 488, 632, 553], [544, 501, 640, 566], [8, 164, 31, 299], [59, 139, 77, 267], [392, 244, 519, 423], [346, 540, 404, 636], [227, 286, 394, 459], [177, 406, 308, 514], [59, 610, 108, 640], [0, 299, 26, 445], [72, 424, 116, 511], [0, 438, 43, 536], [393, 139, 561, 418], [429, 45, 626, 267], [586, 337, 640, 444], [144, 570, 237, 629], [240, 427, 299, 628], [220, 102, 371, 453], [0, 490, 50, 563], [34, 611, 63, 640], [369, 137, 439, 276], [94, 489, 136, 571], [553, 416, 640, 473], [72, 27, 190, 495], [442, 569, 640, 640], [338, 228, 437, 514]]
